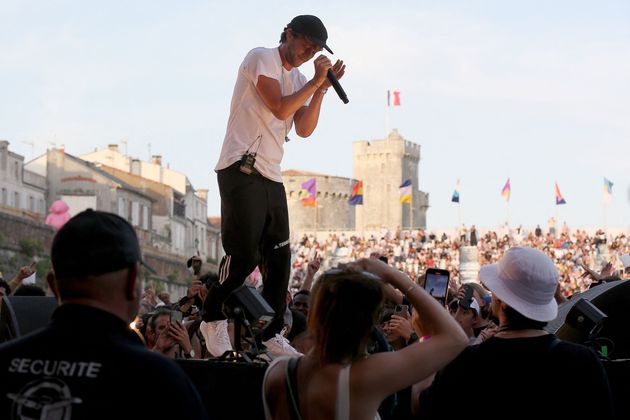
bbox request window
[14,192,20,208]
[209,239,217,260]
[131,201,140,226]
[142,205,149,230]
[14,162,19,180]
[29,196,35,212]
[1,188,6,205]
[118,197,126,218]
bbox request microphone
[327,69,349,104]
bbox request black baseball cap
[287,15,333,54]
[52,209,155,279]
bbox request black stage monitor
[546,280,630,359]
[0,296,58,343]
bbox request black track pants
[203,163,291,340]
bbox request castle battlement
[352,130,428,231]
[283,129,429,234]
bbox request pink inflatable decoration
[45,199,71,230]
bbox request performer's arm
[256,73,322,121]
[293,59,345,137]
[256,56,344,136]
[256,53,330,121]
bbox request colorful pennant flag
[555,182,566,205]
[451,179,460,203]
[603,177,614,203]
[501,178,511,202]
[387,90,401,107]
[299,178,317,207]
[399,179,412,203]
[348,180,363,205]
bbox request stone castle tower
[353,129,429,232]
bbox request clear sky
[2,0,629,231]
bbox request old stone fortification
[353,129,429,232]
[284,170,356,232]
[0,208,54,250]
[284,130,430,235]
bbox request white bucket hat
[480,247,559,322]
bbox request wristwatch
[183,349,196,359]
[407,332,419,345]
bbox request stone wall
[284,170,356,232]
[0,210,55,250]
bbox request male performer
[202,15,345,356]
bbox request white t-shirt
[215,47,310,182]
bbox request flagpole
[360,204,365,239]
[385,105,390,138]
[554,180,557,231]
[555,182,558,232]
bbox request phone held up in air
[424,268,450,307]
[170,310,183,324]
[394,304,409,317]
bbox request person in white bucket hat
[480,246,559,323]
[415,247,614,420]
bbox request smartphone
[424,268,450,307]
[170,310,183,324]
[462,284,474,303]
[394,304,409,316]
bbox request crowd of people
[1,209,624,418]
[289,226,630,298]
[119,223,625,419]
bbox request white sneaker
[199,320,232,357]
[263,334,303,357]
